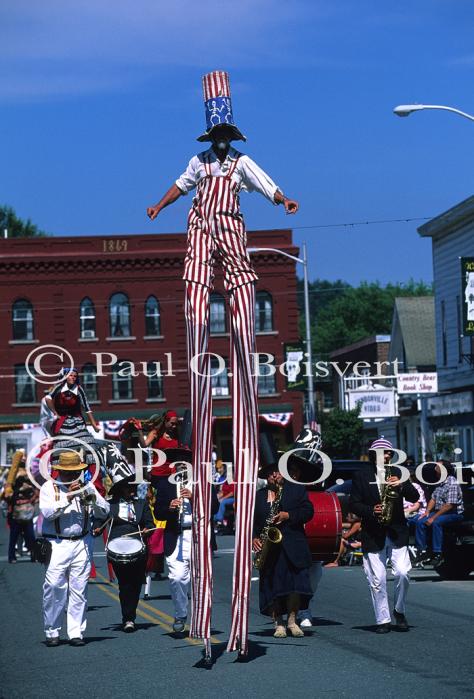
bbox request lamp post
[393,104,474,122]
[248,242,315,423]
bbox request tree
[0,205,48,238]
[297,278,433,358]
[320,406,364,458]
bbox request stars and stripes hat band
[369,436,394,451]
[197,70,246,143]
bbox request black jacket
[349,465,419,553]
[154,478,219,557]
[254,481,314,569]
[99,498,154,542]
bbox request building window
[145,296,161,336]
[112,362,134,400]
[441,300,447,366]
[256,291,273,333]
[82,363,98,402]
[15,365,36,403]
[211,356,229,397]
[147,361,164,399]
[80,297,96,339]
[210,293,226,334]
[12,299,34,340]
[110,293,131,338]
[258,358,277,395]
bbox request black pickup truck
[434,467,474,580]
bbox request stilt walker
[147,71,298,662]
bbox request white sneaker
[300,618,312,628]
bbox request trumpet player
[39,451,109,647]
[252,465,314,639]
[350,438,419,634]
[154,461,218,633]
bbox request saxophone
[379,464,398,526]
[254,484,283,571]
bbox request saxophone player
[350,438,419,634]
[252,465,314,639]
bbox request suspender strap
[53,485,61,535]
[227,154,240,179]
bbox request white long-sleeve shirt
[40,480,109,538]
[175,147,281,204]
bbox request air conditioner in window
[82,330,95,338]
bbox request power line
[289,216,433,231]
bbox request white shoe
[300,618,312,628]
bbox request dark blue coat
[350,465,419,553]
[254,481,314,569]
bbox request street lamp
[248,242,315,424]
[393,104,474,122]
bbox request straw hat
[56,452,88,471]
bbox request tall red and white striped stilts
[227,282,259,654]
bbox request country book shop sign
[347,388,397,418]
[397,372,438,394]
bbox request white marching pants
[362,538,411,625]
[166,530,192,620]
[43,537,92,639]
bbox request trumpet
[176,471,188,520]
[78,484,97,506]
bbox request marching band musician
[253,465,314,639]
[39,452,109,647]
[94,473,154,633]
[349,437,419,634]
[154,459,218,634]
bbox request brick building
[0,229,303,460]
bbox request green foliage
[0,205,48,238]
[320,405,364,458]
[297,278,433,357]
[433,433,456,459]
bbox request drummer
[94,473,154,633]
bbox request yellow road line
[94,571,220,646]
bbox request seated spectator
[213,459,227,484]
[214,481,235,529]
[325,514,361,568]
[404,472,427,521]
[415,460,464,565]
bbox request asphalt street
[1,526,473,699]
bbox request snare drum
[106,536,146,565]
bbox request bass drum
[305,492,342,562]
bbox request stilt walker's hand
[147,205,160,220]
[284,198,299,214]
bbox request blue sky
[2,0,474,285]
